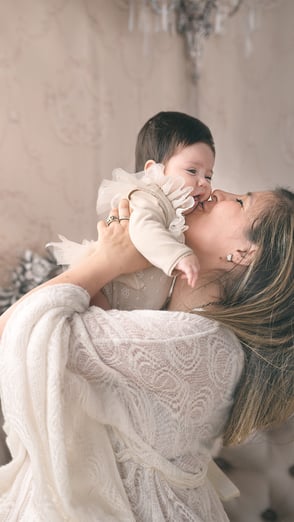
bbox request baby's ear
[144,159,156,172]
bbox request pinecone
[0,250,61,315]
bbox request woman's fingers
[98,199,131,236]
[105,206,120,226]
[96,197,150,274]
[104,199,131,227]
[118,198,130,216]
[118,199,131,225]
[110,206,119,218]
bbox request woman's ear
[234,244,258,266]
[144,159,155,172]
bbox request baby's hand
[175,254,200,288]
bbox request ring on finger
[106,215,120,226]
[119,217,130,221]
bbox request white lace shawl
[0,284,244,521]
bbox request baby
[48,111,215,310]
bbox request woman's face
[184,189,272,271]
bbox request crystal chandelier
[123,0,267,81]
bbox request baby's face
[164,142,214,208]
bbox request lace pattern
[0,284,243,521]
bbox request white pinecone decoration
[0,250,60,315]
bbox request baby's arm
[129,189,197,281]
[175,253,200,288]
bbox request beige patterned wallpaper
[0,0,196,285]
[0,0,293,285]
[197,0,294,193]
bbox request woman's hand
[95,199,150,277]
[0,200,149,335]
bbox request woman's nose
[212,190,237,201]
[212,189,225,201]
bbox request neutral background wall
[0,0,196,285]
[197,0,294,193]
[0,0,293,285]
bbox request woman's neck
[168,275,221,312]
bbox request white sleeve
[0,285,244,521]
[129,190,194,276]
[74,306,244,452]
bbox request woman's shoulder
[83,307,244,389]
[87,307,242,355]
[126,308,236,335]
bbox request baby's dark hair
[135,111,215,171]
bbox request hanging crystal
[125,1,267,81]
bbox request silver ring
[106,215,119,226]
[119,217,130,221]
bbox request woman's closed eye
[236,198,244,207]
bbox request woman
[0,188,293,521]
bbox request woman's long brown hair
[197,187,294,445]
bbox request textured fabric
[101,265,175,311]
[0,284,244,521]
